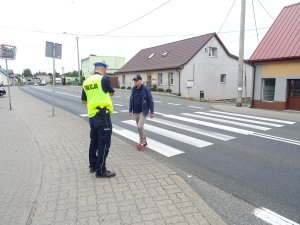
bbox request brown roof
[249,3,300,63]
[116,33,237,73]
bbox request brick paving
[0,87,226,225]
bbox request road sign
[0,44,16,60]
[45,42,62,59]
[45,41,62,116]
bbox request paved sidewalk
[0,87,226,225]
[211,103,300,122]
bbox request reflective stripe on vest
[83,74,114,117]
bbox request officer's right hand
[128,112,132,117]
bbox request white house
[0,68,7,86]
[115,33,253,101]
[0,68,14,86]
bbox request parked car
[0,88,6,96]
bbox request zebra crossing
[80,105,298,157]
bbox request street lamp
[63,32,81,85]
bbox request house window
[208,47,217,57]
[158,73,163,85]
[220,74,226,83]
[148,53,155,59]
[168,72,174,85]
[122,75,125,86]
[262,78,276,101]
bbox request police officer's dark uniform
[81,62,116,178]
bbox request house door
[287,79,300,110]
[146,75,151,86]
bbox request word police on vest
[84,83,98,91]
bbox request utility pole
[63,33,81,85]
[76,36,81,85]
[52,43,56,116]
[236,0,246,107]
[45,41,62,117]
[5,59,12,110]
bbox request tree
[64,70,79,77]
[23,68,32,77]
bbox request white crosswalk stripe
[182,113,271,131]
[122,120,213,148]
[149,118,235,141]
[194,111,284,127]
[113,125,184,157]
[209,110,295,124]
[188,106,204,109]
[157,113,254,135]
[168,103,181,106]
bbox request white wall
[253,64,300,102]
[0,73,8,86]
[180,36,253,100]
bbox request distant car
[33,83,39,86]
[0,88,6,96]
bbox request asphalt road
[21,85,300,225]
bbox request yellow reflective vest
[83,74,114,118]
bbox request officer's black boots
[95,170,116,178]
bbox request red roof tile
[249,3,300,63]
[116,33,237,74]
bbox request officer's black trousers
[88,114,112,174]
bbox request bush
[165,88,172,93]
[151,85,157,92]
[157,88,164,92]
[127,86,132,90]
[121,86,125,89]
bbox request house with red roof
[116,33,253,101]
[249,3,300,111]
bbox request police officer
[81,62,116,178]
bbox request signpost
[0,44,17,110]
[45,41,62,116]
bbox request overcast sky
[1,0,299,74]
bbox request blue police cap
[94,62,108,68]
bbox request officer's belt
[96,106,109,119]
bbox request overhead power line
[251,0,260,44]
[207,0,236,47]
[257,0,274,20]
[81,0,174,37]
[0,24,269,39]
[0,25,63,35]
[217,0,237,34]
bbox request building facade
[249,3,300,111]
[116,33,253,101]
[81,55,125,79]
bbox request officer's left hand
[150,113,154,119]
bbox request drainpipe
[250,65,256,108]
[176,68,181,96]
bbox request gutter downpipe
[176,68,181,96]
[250,64,256,108]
